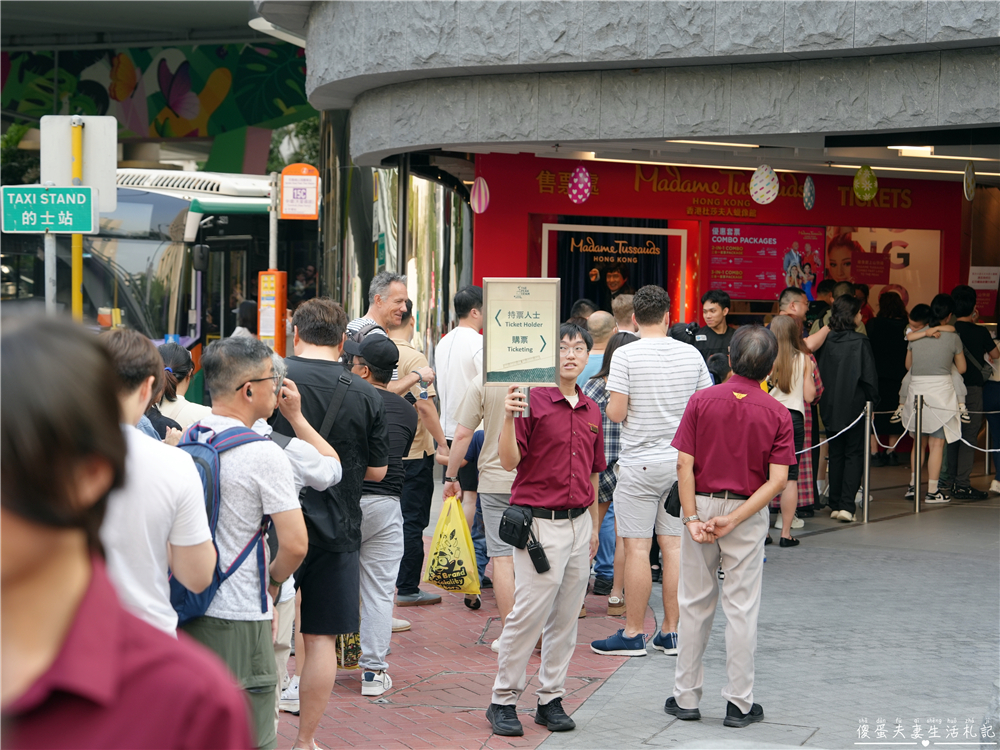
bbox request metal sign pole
[70,116,84,321]
[913,395,923,514]
[269,171,279,269]
[862,401,872,523]
[44,231,56,315]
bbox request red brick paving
[277,553,658,750]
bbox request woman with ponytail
[157,343,212,429]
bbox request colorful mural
[1,42,315,139]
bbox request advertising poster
[825,227,941,313]
[968,266,999,315]
[555,219,667,319]
[708,224,826,300]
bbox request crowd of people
[2,269,995,747]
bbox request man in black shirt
[693,290,734,363]
[270,298,389,750]
[344,335,418,697]
[944,285,999,499]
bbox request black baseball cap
[343,335,399,370]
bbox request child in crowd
[891,303,969,424]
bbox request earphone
[246,386,253,397]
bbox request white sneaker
[279,680,300,714]
[991,480,1000,495]
[391,617,411,632]
[773,515,805,529]
[837,510,855,522]
[490,639,500,653]
[889,404,904,423]
[361,670,392,696]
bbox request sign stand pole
[269,172,279,269]
[44,231,56,315]
[70,116,84,321]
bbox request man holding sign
[486,322,605,737]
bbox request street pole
[44,231,56,315]
[269,172,279,269]
[862,401,872,523]
[913,395,923,514]
[70,115,84,321]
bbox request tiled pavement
[278,466,999,749]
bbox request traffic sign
[40,115,118,212]
[280,163,320,220]
[1,186,99,234]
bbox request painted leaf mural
[1,42,315,139]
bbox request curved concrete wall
[350,46,999,166]
[255,1,1000,165]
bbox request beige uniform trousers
[673,495,768,714]
[272,596,295,729]
[492,511,592,706]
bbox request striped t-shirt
[606,337,712,466]
[346,316,398,381]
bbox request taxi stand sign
[483,277,561,387]
[1,185,99,234]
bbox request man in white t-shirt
[347,271,434,396]
[99,328,216,636]
[435,286,484,484]
[179,336,309,750]
[591,285,712,660]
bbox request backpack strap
[319,371,353,437]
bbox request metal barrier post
[862,401,872,523]
[913,395,923,514]
[985,420,990,478]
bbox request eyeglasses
[559,345,588,356]
[237,372,282,395]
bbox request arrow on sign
[539,336,546,353]
[495,309,501,326]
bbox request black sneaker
[592,576,613,596]
[481,576,493,589]
[534,697,575,731]
[952,486,989,500]
[486,703,523,736]
[723,701,764,728]
[664,696,701,720]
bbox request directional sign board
[1,186,99,234]
[483,278,560,386]
[280,163,320,220]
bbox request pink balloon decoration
[470,176,490,214]
[568,166,592,204]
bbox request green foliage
[267,115,320,173]
[1,123,41,185]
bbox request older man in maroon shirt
[486,322,606,738]
[665,325,796,729]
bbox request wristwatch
[682,515,701,525]
[444,476,460,483]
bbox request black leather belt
[529,507,588,520]
[697,490,751,501]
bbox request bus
[1,169,320,394]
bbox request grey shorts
[479,492,514,558]
[613,462,682,538]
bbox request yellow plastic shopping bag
[422,495,481,596]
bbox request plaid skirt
[770,404,816,509]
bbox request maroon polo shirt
[3,557,253,750]
[671,374,796,497]
[511,386,607,509]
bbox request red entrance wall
[472,153,966,322]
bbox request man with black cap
[343,334,418,697]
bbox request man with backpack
[179,336,308,750]
[98,328,216,636]
[271,298,390,750]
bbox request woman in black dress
[866,291,909,465]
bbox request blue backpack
[170,424,272,626]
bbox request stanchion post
[862,401,872,524]
[985,419,990,478]
[913,395,923,514]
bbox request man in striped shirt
[591,285,712,659]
